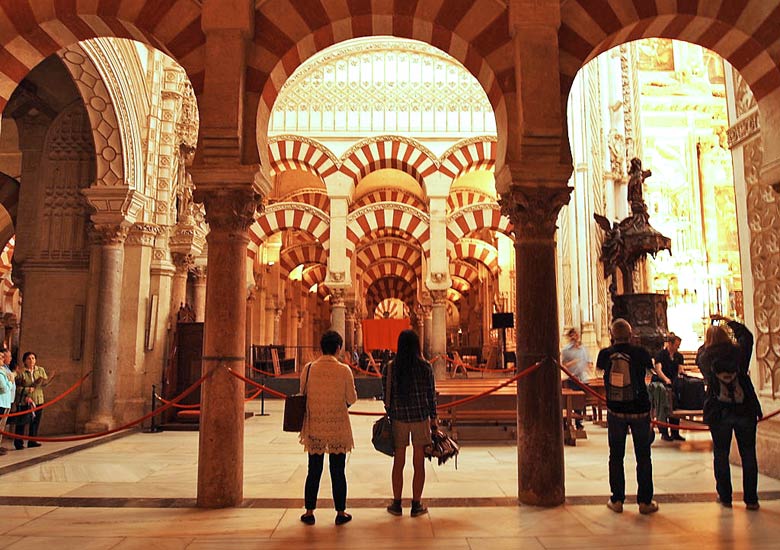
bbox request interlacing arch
[450,276,470,295]
[0,1,206,113]
[347,202,430,253]
[301,264,327,297]
[453,238,499,273]
[352,188,427,212]
[447,188,497,214]
[440,138,497,180]
[355,237,423,281]
[366,276,416,316]
[360,259,418,292]
[447,288,462,304]
[557,1,780,102]
[450,260,480,288]
[278,188,330,214]
[279,242,327,279]
[268,136,339,179]
[447,204,513,246]
[250,203,330,250]
[340,137,438,186]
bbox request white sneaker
[606,499,623,513]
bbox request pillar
[85,224,129,432]
[416,311,425,354]
[193,266,207,321]
[171,253,192,316]
[430,290,448,379]
[423,306,433,359]
[345,303,355,351]
[194,187,259,507]
[330,288,347,338]
[501,184,571,507]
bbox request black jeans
[709,412,758,505]
[305,452,347,511]
[15,408,41,446]
[607,412,654,504]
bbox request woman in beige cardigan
[299,330,358,526]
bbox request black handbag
[372,361,394,456]
[283,364,310,432]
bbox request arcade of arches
[1,1,780,510]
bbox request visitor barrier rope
[442,354,511,373]
[153,387,263,409]
[0,371,92,418]
[248,364,277,377]
[345,359,381,378]
[226,368,290,399]
[0,366,216,443]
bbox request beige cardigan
[299,355,358,454]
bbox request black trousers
[15,408,42,445]
[607,412,654,504]
[304,452,347,511]
[710,412,758,505]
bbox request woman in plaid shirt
[383,329,437,517]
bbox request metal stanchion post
[149,384,162,433]
[258,374,269,416]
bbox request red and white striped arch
[360,259,418,292]
[347,203,430,252]
[453,238,499,273]
[355,237,423,280]
[352,188,427,213]
[279,242,327,279]
[253,0,512,172]
[249,203,330,250]
[450,276,470,295]
[446,287,462,304]
[0,1,206,113]
[301,264,327,293]
[440,139,497,180]
[268,136,338,179]
[278,189,330,214]
[446,189,496,214]
[450,260,479,287]
[558,1,780,102]
[340,137,438,186]
[447,204,513,245]
[0,237,14,273]
[366,276,416,316]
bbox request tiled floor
[0,398,777,549]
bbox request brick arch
[253,2,513,174]
[268,136,339,179]
[447,188,496,214]
[249,202,330,250]
[366,275,416,316]
[447,204,513,246]
[450,259,479,287]
[452,238,499,273]
[0,174,19,254]
[279,242,327,279]
[341,136,438,187]
[440,138,497,180]
[347,202,430,252]
[360,258,418,292]
[352,188,427,212]
[0,2,206,114]
[279,189,330,214]
[355,237,423,280]
[301,264,329,298]
[447,287,462,304]
[450,276,470,295]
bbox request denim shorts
[392,419,432,448]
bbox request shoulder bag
[372,361,395,456]
[283,363,310,432]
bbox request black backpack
[606,351,638,403]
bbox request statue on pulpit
[627,157,652,216]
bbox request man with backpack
[596,318,659,515]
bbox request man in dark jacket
[596,318,658,515]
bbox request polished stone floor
[0,398,778,549]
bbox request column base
[84,416,115,433]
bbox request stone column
[194,187,259,508]
[330,288,347,339]
[430,290,448,379]
[501,184,571,507]
[355,313,363,349]
[416,314,425,352]
[273,307,283,344]
[171,253,192,317]
[192,266,207,322]
[85,223,129,432]
[345,303,355,351]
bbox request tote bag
[371,361,394,456]
[283,364,310,432]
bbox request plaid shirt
[383,360,437,422]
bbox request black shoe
[300,513,315,525]
[14,444,24,451]
[386,500,402,516]
[575,423,584,430]
[335,513,352,525]
[27,441,41,448]
[671,433,686,442]
[410,502,428,517]
[717,497,732,508]
[661,434,674,442]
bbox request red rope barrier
[248,364,276,377]
[227,368,290,399]
[0,368,213,442]
[437,359,545,410]
[556,360,607,402]
[154,387,263,409]
[1,371,92,418]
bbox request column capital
[330,288,347,307]
[90,223,130,246]
[126,222,161,247]
[500,185,572,241]
[200,188,262,233]
[172,252,195,272]
[430,289,447,305]
[191,265,207,280]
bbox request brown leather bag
[283,364,310,432]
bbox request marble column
[196,188,259,508]
[273,307,282,344]
[345,304,355,351]
[330,288,346,338]
[264,304,275,345]
[171,253,192,317]
[416,314,425,352]
[501,185,571,507]
[430,290,448,379]
[246,288,256,368]
[85,223,129,432]
[355,314,363,349]
[192,266,207,322]
[423,306,433,359]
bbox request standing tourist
[384,329,437,517]
[0,349,14,455]
[561,327,592,429]
[299,330,358,525]
[597,319,659,515]
[696,314,761,510]
[14,352,53,448]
